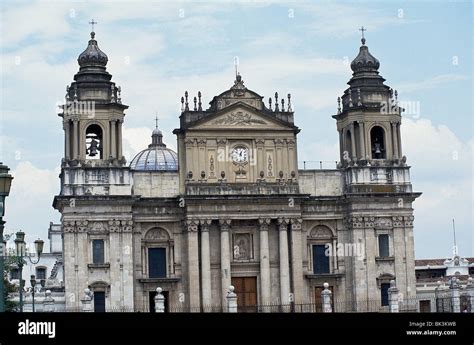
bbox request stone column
[290,218,303,305]
[43,290,55,312]
[358,121,366,160]
[278,218,290,306]
[450,278,461,313]
[219,219,232,309]
[465,277,474,313]
[200,219,212,309]
[73,119,79,159]
[321,282,332,313]
[338,129,344,163]
[64,121,70,159]
[110,120,116,159]
[350,122,356,160]
[391,122,399,158]
[154,287,165,313]
[185,220,200,311]
[117,119,123,159]
[388,280,400,312]
[258,218,271,308]
[226,286,238,313]
[397,123,403,157]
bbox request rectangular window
[148,248,166,278]
[381,283,390,306]
[378,234,389,257]
[36,267,46,280]
[312,245,329,274]
[92,240,105,264]
[10,268,20,280]
[94,291,106,312]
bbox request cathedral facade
[53,30,421,312]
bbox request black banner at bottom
[0,312,472,345]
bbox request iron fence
[47,294,472,313]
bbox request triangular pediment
[189,103,295,131]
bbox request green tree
[3,255,21,312]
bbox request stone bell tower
[334,34,402,164]
[56,28,132,196]
[60,30,127,164]
[333,32,421,307]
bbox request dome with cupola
[130,125,178,171]
[78,31,109,68]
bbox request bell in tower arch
[85,124,103,159]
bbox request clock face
[231,146,249,163]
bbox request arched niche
[370,126,386,159]
[85,124,103,159]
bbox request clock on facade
[231,146,249,164]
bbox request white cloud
[3,162,60,248]
[399,74,470,93]
[402,118,473,258]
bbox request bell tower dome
[59,29,128,165]
[333,34,403,166]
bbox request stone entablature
[62,219,133,233]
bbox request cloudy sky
[0,0,472,259]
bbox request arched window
[345,130,353,158]
[370,126,386,159]
[86,124,103,159]
[143,228,174,279]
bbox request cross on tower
[89,19,97,32]
[233,56,239,78]
[155,114,159,129]
[359,26,366,39]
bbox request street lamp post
[0,162,14,313]
[30,275,36,313]
[14,231,44,312]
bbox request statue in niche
[233,233,251,260]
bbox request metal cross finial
[359,26,366,45]
[155,114,159,129]
[89,19,97,32]
[233,56,239,78]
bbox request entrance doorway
[149,290,169,312]
[94,291,106,312]
[231,277,257,312]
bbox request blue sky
[0,0,472,258]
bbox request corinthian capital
[258,218,271,231]
[291,218,303,231]
[184,219,199,232]
[277,217,290,230]
[219,219,231,231]
[199,219,212,232]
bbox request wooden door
[94,292,106,312]
[419,300,431,313]
[231,277,257,312]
